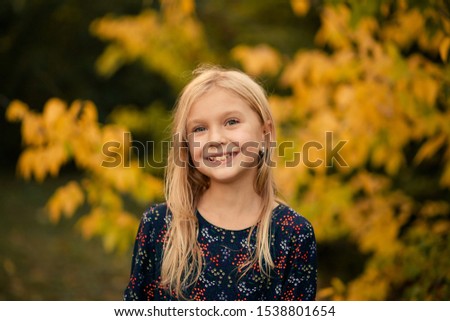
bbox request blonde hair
[162,65,278,299]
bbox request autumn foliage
[6,99,163,252]
[6,0,450,300]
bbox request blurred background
[1,0,449,300]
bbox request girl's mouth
[206,151,239,164]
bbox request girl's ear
[262,120,274,140]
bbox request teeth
[208,154,230,162]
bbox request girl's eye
[226,119,239,126]
[192,126,206,133]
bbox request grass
[0,170,135,300]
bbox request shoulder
[133,202,170,250]
[270,204,317,268]
[271,203,315,241]
[142,202,169,222]
[139,202,170,233]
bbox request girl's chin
[197,165,258,185]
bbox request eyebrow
[187,110,245,128]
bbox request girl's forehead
[188,87,249,115]
[189,97,259,126]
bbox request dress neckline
[196,203,283,233]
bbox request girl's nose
[208,127,227,144]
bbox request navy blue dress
[124,202,317,300]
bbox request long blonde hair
[162,65,278,299]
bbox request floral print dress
[124,203,317,301]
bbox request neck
[198,178,263,230]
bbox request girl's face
[186,87,269,185]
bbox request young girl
[124,66,317,301]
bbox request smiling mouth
[206,151,239,163]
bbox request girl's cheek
[189,138,203,160]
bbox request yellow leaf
[77,208,103,239]
[80,100,98,123]
[22,113,46,146]
[43,98,66,128]
[432,221,449,235]
[290,0,310,16]
[412,76,440,106]
[47,181,85,223]
[440,163,450,187]
[315,6,351,49]
[104,166,138,192]
[268,96,296,124]
[420,201,449,218]
[32,148,46,182]
[181,0,195,15]
[386,152,404,175]
[19,144,66,181]
[380,2,390,17]
[95,44,127,77]
[381,9,424,49]
[17,149,34,180]
[114,211,140,253]
[69,99,82,118]
[6,100,29,122]
[134,173,164,203]
[398,0,408,10]
[414,134,447,165]
[334,84,354,109]
[348,267,388,300]
[45,144,68,176]
[443,18,450,35]
[231,44,282,77]
[316,287,334,300]
[439,37,450,63]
